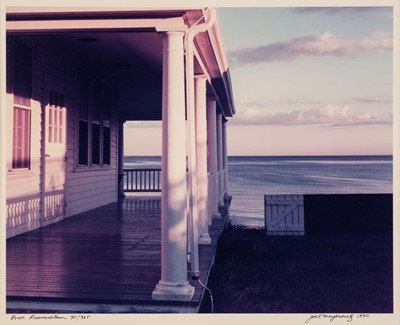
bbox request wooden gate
[264,195,304,236]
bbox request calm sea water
[124,155,393,226]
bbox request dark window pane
[23,110,30,167]
[103,126,110,165]
[91,123,100,165]
[13,41,32,107]
[78,120,88,165]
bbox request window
[78,120,88,165]
[48,91,65,144]
[12,41,32,169]
[91,85,101,165]
[77,76,112,167]
[12,107,31,169]
[102,91,111,165]
[78,77,89,165]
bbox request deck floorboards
[6,196,225,312]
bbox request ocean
[124,155,393,227]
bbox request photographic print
[1,1,398,324]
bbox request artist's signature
[305,314,370,323]
[10,315,91,321]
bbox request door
[43,79,67,221]
[264,195,305,236]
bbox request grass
[200,221,393,313]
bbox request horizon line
[123,154,393,157]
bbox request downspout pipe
[185,7,216,279]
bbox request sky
[124,6,394,156]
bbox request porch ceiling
[30,31,165,121]
[68,31,165,121]
[73,32,163,77]
[55,31,211,122]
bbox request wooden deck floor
[6,196,225,313]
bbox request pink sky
[124,6,394,157]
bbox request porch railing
[123,168,162,192]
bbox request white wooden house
[3,6,234,302]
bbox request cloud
[228,31,392,65]
[293,7,392,16]
[351,95,392,103]
[230,105,392,127]
[237,97,321,106]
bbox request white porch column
[222,119,228,194]
[216,112,224,204]
[195,75,211,244]
[206,99,219,223]
[152,31,194,301]
[117,119,125,198]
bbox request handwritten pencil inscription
[10,314,91,321]
[305,314,370,323]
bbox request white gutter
[185,7,216,279]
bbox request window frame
[12,106,31,170]
[47,90,65,145]
[76,76,112,170]
[10,40,32,172]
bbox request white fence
[123,169,162,192]
[264,195,305,236]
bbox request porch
[6,196,226,313]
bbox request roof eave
[190,9,236,117]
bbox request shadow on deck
[6,196,225,313]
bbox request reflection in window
[12,41,32,170]
[77,76,112,167]
[48,90,65,144]
[78,121,88,165]
[12,107,31,169]
[103,126,111,165]
[78,76,89,165]
[91,123,100,165]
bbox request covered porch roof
[5,6,234,305]
[6,7,236,121]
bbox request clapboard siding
[33,37,77,83]
[64,58,119,216]
[6,34,119,238]
[65,168,118,216]
[6,40,43,239]
[65,95,77,170]
[67,179,117,199]
[6,177,41,199]
[64,98,118,218]
[67,184,117,202]
[67,174,116,187]
[68,168,117,180]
